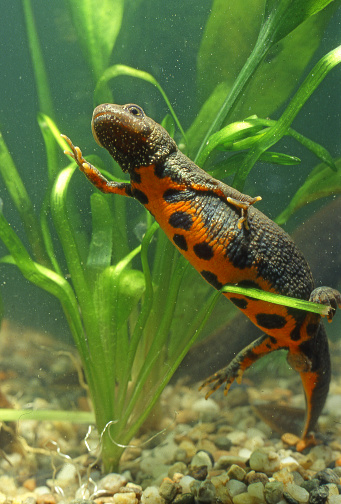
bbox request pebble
[97,473,128,493]
[141,486,165,504]
[264,481,284,504]
[179,476,196,494]
[196,480,216,503]
[316,469,340,485]
[112,493,138,504]
[309,487,329,504]
[192,398,220,421]
[227,479,248,497]
[159,478,179,501]
[285,483,309,503]
[227,464,247,481]
[173,494,195,504]
[249,449,281,474]
[190,450,213,470]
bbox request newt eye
[126,104,145,117]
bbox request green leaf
[87,193,113,270]
[222,284,330,316]
[22,0,54,117]
[264,0,336,45]
[197,0,264,103]
[0,130,48,264]
[64,0,125,80]
[276,158,341,225]
[233,44,341,190]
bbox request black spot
[266,343,271,349]
[256,313,287,329]
[290,324,301,341]
[132,188,149,205]
[130,170,141,183]
[154,163,166,178]
[201,270,223,290]
[193,242,214,260]
[173,234,188,251]
[306,323,319,337]
[269,336,277,344]
[163,188,183,203]
[230,297,248,310]
[169,211,193,230]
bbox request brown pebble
[281,433,301,446]
[23,478,36,491]
[245,470,269,486]
[36,494,56,504]
[189,465,208,481]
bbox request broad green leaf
[276,158,341,225]
[64,0,124,80]
[264,0,336,45]
[233,6,335,121]
[197,0,335,123]
[87,193,113,270]
[197,0,265,103]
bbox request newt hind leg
[199,333,282,398]
[310,286,341,321]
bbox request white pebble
[227,430,247,445]
[285,483,309,503]
[192,398,220,420]
[227,479,248,497]
[179,475,196,494]
[141,486,165,503]
[113,492,138,504]
[55,463,78,486]
[98,472,128,493]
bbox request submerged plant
[0,0,340,472]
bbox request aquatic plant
[0,0,340,472]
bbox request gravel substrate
[0,321,341,504]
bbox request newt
[62,103,341,440]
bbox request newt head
[91,103,176,173]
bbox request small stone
[227,431,248,445]
[141,486,166,504]
[112,493,138,504]
[168,462,187,479]
[285,483,309,503]
[316,469,340,485]
[325,484,339,497]
[227,464,246,482]
[328,497,341,504]
[54,462,78,486]
[250,449,281,474]
[36,494,56,504]
[173,494,195,504]
[309,487,329,504]
[227,479,248,497]
[283,491,299,504]
[264,481,284,504]
[245,471,269,486]
[192,398,220,421]
[233,492,258,504]
[215,455,248,470]
[248,482,265,501]
[189,465,208,481]
[281,433,301,446]
[98,473,128,493]
[179,476,196,494]
[23,478,36,491]
[178,440,197,459]
[215,435,233,451]
[197,480,216,503]
[301,480,320,493]
[191,450,214,470]
[159,478,179,502]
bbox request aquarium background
[0,1,340,385]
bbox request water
[0,0,340,486]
